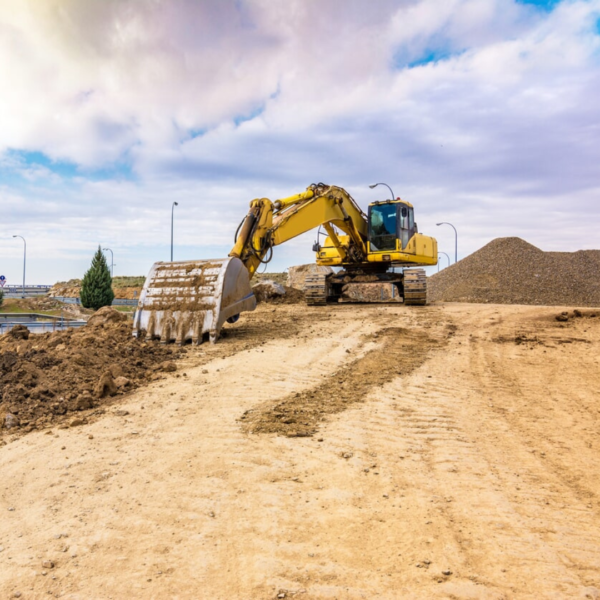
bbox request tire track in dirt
[240,325,443,438]
[432,305,600,596]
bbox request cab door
[399,205,415,250]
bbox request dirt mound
[87,306,128,326]
[261,285,305,304]
[429,237,600,306]
[0,317,182,435]
[7,325,30,340]
[252,280,286,302]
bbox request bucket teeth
[133,257,257,344]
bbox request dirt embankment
[0,308,182,435]
[429,237,600,306]
[49,284,142,300]
[0,297,90,319]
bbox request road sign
[0,275,6,288]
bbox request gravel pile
[428,237,600,306]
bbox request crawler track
[403,268,427,305]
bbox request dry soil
[1,301,600,599]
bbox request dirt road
[1,302,600,599]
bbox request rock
[287,264,333,291]
[556,313,569,322]
[0,352,19,372]
[8,324,30,340]
[159,361,177,373]
[442,569,452,576]
[252,280,286,302]
[42,560,54,569]
[68,393,94,411]
[87,306,127,327]
[95,371,118,398]
[341,452,353,459]
[69,417,87,427]
[114,376,131,389]
[109,364,125,378]
[4,413,20,429]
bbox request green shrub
[80,246,114,310]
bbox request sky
[1,0,599,284]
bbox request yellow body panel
[316,233,438,267]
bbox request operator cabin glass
[369,203,397,251]
[399,205,415,250]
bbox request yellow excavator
[133,183,437,344]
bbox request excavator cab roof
[369,198,414,208]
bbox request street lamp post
[438,251,451,272]
[12,235,26,298]
[436,222,458,263]
[103,247,114,277]
[369,182,396,200]
[171,202,179,262]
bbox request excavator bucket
[133,257,256,344]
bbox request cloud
[0,0,599,283]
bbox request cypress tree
[80,246,114,310]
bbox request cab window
[369,204,397,251]
[399,205,415,249]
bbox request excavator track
[403,269,427,306]
[305,273,328,305]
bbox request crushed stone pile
[0,307,182,435]
[429,237,600,306]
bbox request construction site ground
[2,301,600,599]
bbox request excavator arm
[229,183,368,277]
[133,183,368,344]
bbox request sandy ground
[1,302,600,599]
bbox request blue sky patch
[2,149,133,182]
[515,0,562,11]
[233,105,265,126]
[398,47,466,70]
[408,49,454,69]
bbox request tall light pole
[171,202,179,262]
[436,222,458,263]
[13,235,26,298]
[103,247,114,277]
[438,251,450,272]
[369,182,396,200]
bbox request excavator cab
[368,200,415,252]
